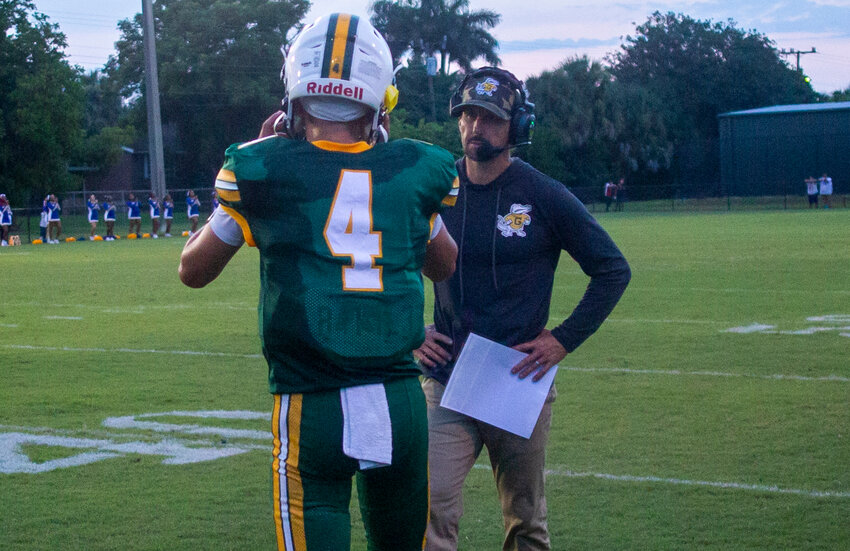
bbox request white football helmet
[282,13,398,139]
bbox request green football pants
[271,376,429,551]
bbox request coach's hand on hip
[414,325,453,369]
[511,329,567,382]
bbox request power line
[779,47,817,72]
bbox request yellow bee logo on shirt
[497,204,532,237]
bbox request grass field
[1,209,848,550]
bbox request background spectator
[87,194,100,239]
[0,194,12,246]
[47,194,62,243]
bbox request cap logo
[475,77,500,96]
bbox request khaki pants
[423,378,555,551]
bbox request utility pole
[142,0,166,200]
[779,47,817,72]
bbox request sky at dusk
[32,0,850,95]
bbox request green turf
[1,210,848,550]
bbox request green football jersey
[215,137,458,394]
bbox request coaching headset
[449,67,536,147]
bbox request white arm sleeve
[430,214,443,240]
[207,206,245,247]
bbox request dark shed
[718,102,850,196]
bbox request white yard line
[561,365,850,383]
[473,464,850,499]
[4,344,844,381]
[605,318,727,325]
[44,316,83,321]
[551,284,850,296]
[5,301,255,312]
[548,316,731,326]
[2,344,262,359]
[1,420,845,498]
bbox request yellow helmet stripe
[322,13,358,80]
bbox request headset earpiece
[510,94,535,147]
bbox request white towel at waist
[340,383,393,470]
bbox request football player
[179,13,458,551]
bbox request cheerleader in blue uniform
[148,193,161,238]
[162,194,174,237]
[47,194,62,243]
[0,194,12,246]
[186,190,200,236]
[103,196,117,240]
[86,194,100,240]
[126,193,141,237]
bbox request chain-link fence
[571,185,846,214]
[4,184,845,243]
[6,188,216,242]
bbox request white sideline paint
[552,316,730,326]
[102,411,270,440]
[43,316,83,321]
[779,327,850,335]
[6,301,254,312]
[608,318,726,325]
[3,411,846,500]
[723,314,850,338]
[724,323,775,334]
[688,287,850,296]
[2,344,262,359]
[561,366,850,383]
[472,464,850,499]
[0,411,271,474]
[807,315,850,323]
[5,344,844,382]
[0,323,18,328]
[0,432,251,474]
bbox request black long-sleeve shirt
[426,158,631,385]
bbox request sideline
[560,365,850,383]
[471,464,850,499]
[3,413,846,500]
[2,344,262,359]
[4,344,845,381]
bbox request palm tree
[369,0,501,75]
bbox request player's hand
[511,329,567,382]
[258,111,287,138]
[413,325,453,369]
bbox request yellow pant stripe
[272,394,306,551]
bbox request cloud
[499,37,620,53]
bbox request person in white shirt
[805,176,818,208]
[818,173,833,209]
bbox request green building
[719,102,850,196]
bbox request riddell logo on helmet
[306,82,364,100]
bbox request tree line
[2,0,845,204]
